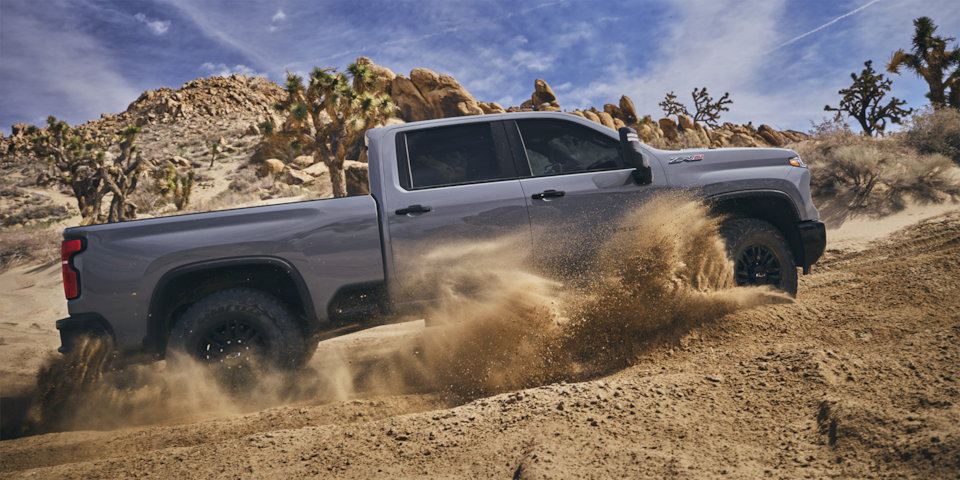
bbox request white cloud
[272,9,286,22]
[200,62,268,78]
[134,12,170,35]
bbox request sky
[2,0,959,135]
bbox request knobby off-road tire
[167,288,306,387]
[722,219,798,297]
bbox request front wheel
[167,288,306,387]
[722,219,798,297]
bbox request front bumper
[797,220,826,274]
[56,314,113,354]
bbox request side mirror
[619,127,653,185]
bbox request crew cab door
[383,120,531,302]
[505,118,663,274]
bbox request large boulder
[757,125,786,147]
[284,169,315,185]
[260,158,285,176]
[478,102,506,114]
[344,160,370,196]
[677,114,695,132]
[292,155,314,168]
[583,110,602,125]
[390,75,431,122]
[356,57,396,93]
[728,133,758,148]
[658,118,680,141]
[604,104,623,122]
[596,110,617,130]
[619,96,639,124]
[532,79,557,105]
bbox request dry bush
[129,177,165,215]
[0,226,60,271]
[795,114,960,205]
[3,205,70,227]
[227,169,271,194]
[900,106,960,164]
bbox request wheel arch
[145,257,318,356]
[704,190,806,267]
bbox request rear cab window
[396,122,516,189]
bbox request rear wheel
[167,288,306,387]
[722,219,798,297]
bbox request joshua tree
[826,60,912,136]
[690,87,733,128]
[887,17,960,108]
[258,62,396,197]
[658,91,690,118]
[32,117,151,224]
[159,166,195,210]
[208,142,221,167]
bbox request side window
[403,123,502,189]
[516,120,623,177]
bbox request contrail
[766,0,881,53]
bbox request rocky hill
[0,58,808,233]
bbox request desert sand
[1,198,958,479]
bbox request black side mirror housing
[619,127,653,185]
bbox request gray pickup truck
[56,112,825,376]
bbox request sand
[1,199,958,479]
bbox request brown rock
[677,114,694,132]
[520,99,535,109]
[531,79,557,106]
[11,123,27,137]
[604,104,624,122]
[619,96,639,124]
[260,158,285,176]
[292,155,314,168]
[583,110,602,125]
[171,156,190,167]
[613,118,626,129]
[344,161,370,196]
[390,75,431,122]
[639,124,653,142]
[410,68,441,93]
[303,162,330,177]
[568,110,586,119]
[596,111,617,130]
[246,124,261,136]
[728,133,758,148]
[285,169,315,185]
[538,103,562,112]
[758,125,786,147]
[659,118,679,141]
[356,57,396,93]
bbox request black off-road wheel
[167,288,306,388]
[722,219,798,297]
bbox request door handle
[395,204,432,215]
[532,190,565,200]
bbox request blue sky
[2,0,958,134]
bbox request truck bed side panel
[65,197,383,349]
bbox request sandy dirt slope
[2,206,959,479]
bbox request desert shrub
[228,169,271,194]
[900,106,960,164]
[3,204,69,226]
[1,186,26,197]
[0,226,60,271]
[884,152,960,201]
[830,144,887,197]
[129,177,165,215]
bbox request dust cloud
[17,194,789,436]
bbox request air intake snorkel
[619,127,653,185]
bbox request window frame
[395,120,517,191]
[505,118,627,178]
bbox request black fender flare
[145,256,318,353]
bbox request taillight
[61,239,84,299]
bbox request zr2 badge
[668,154,704,165]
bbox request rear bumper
[56,314,113,354]
[797,220,826,274]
